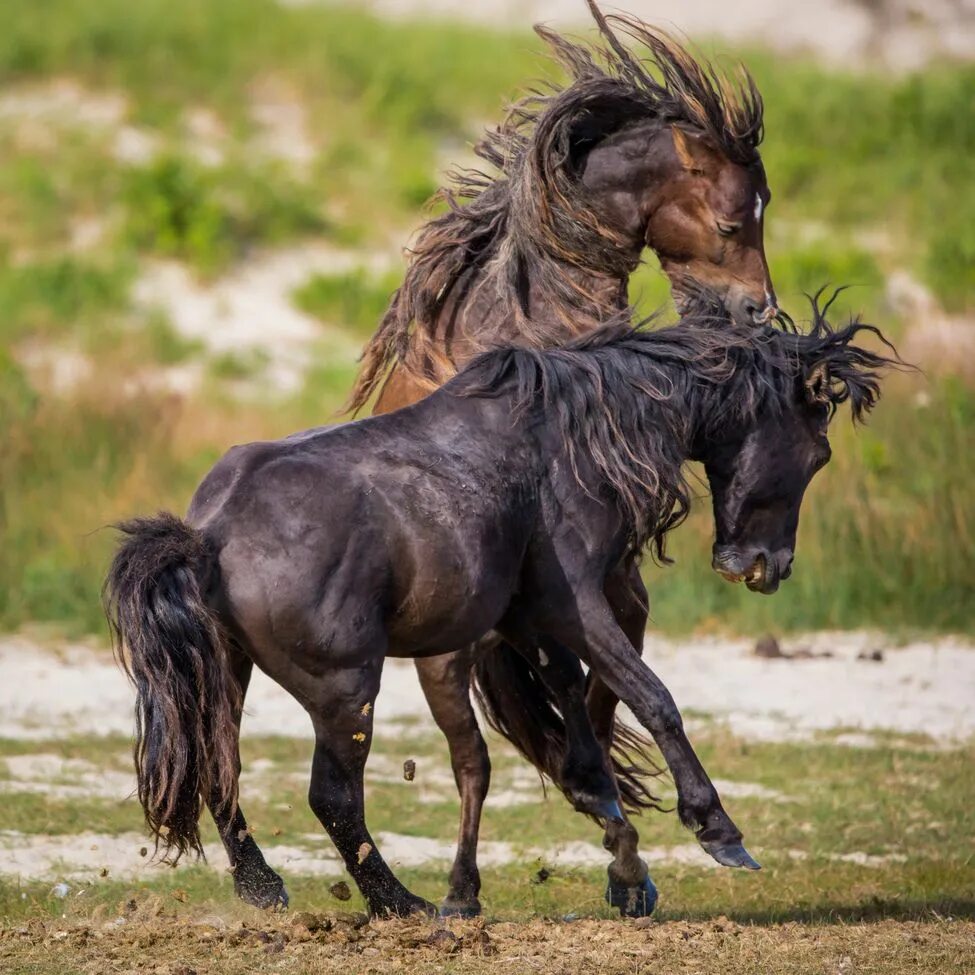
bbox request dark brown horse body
[346,2,779,917]
[105,307,894,918]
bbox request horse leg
[497,634,619,817]
[306,661,435,918]
[206,648,288,909]
[549,592,759,871]
[589,567,658,917]
[415,648,490,918]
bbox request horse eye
[716,220,741,237]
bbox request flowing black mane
[455,296,896,560]
[347,1,764,413]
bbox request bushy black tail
[103,513,240,860]
[471,643,667,817]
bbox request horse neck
[432,246,635,366]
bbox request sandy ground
[2,632,971,744]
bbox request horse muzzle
[711,548,790,595]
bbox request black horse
[104,301,894,918]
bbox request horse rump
[471,642,667,817]
[103,513,241,860]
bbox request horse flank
[346,1,764,414]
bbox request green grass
[294,268,404,337]
[0,728,972,924]
[121,155,329,275]
[0,0,972,637]
[2,729,972,973]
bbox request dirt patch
[3,910,972,975]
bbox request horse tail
[471,643,667,817]
[103,513,240,861]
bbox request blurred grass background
[0,0,972,636]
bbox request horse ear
[804,361,831,405]
[671,127,709,173]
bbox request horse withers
[104,300,896,917]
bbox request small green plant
[293,268,402,336]
[121,155,328,274]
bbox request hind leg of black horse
[547,588,760,872]
[415,648,490,918]
[306,660,436,918]
[206,648,288,909]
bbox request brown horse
[347,2,778,917]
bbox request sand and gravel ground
[1,633,973,974]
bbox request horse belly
[384,516,527,657]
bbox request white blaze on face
[754,193,764,222]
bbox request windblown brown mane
[346,1,764,414]
[455,294,898,561]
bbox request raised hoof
[605,874,658,918]
[700,839,762,871]
[235,875,290,911]
[439,898,482,919]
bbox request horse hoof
[376,895,438,918]
[605,874,658,918]
[700,839,762,871]
[439,899,482,919]
[593,798,626,824]
[236,876,290,911]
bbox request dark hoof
[700,839,762,871]
[593,798,626,824]
[235,875,289,911]
[373,895,438,919]
[567,789,625,823]
[439,898,482,919]
[605,874,658,918]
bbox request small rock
[425,929,459,952]
[754,634,783,658]
[264,932,287,955]
[291,911,322,932]
[857,649,885,663]
[465,928,496,955]
[403,759,416,782]
[329,881,352,902]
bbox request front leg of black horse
[549,592,760,871]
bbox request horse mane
[346,1,764,414]
[455,293,899,560]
